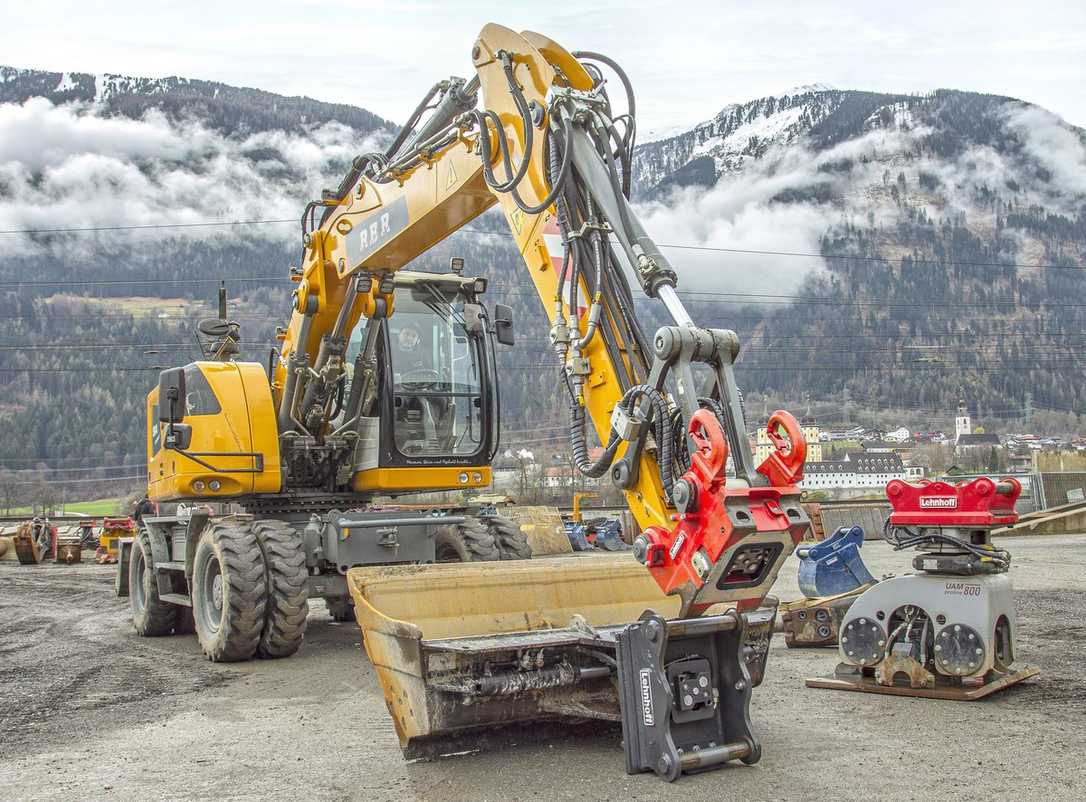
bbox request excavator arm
[329,24,817,779]
[279,23,809,616]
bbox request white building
[885,426,912,443]
[799,452,906,491]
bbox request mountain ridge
[0,64,396,136]
[0,69,1084,478]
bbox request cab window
[386,285,484,457]
[183,365,222,416]
[150,403,161,454]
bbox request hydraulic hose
[567,383,675,502]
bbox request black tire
[129,530,177,637]
[191,520,266,663]
[252,519,309,659]
[434,518,500,563]
[327,598,355,623]
[486,515,533,561]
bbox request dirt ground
[1,534,1083,802]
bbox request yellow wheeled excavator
[123,23,812,780]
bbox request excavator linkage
[348,556,778,780]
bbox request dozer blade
[347,555,778,778]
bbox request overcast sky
[3,1,1084,131]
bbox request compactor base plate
[806,664,1039,700]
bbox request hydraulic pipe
[678,740,753,772]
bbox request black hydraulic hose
[671,407,690,474]
[511,118,575,215]
[314,152,387,228]
[597,115,633,197]
[330,377,346,420]
[572,51,637,147]
[482,305,502,463]
[301,200,320,238]
[473,55,535,193]
[598,133,638,243]
[572,51,636,119]
[553,171,577,309]
[601,248,651,374]
[673,397,729,474]
[474,110,522,192]
[882,520,1010,567]
[569,402,623,479]
[634,385,675,502]
[384,81,444,162]
[567,384,674,502]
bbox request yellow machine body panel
[147,361,281,502]
[347,556,681,748]
[351,466,492,494]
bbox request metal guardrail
[0,514,103,524]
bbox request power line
[0,367,159,373]
[0,276,289,288]
[1,462,148,475]
[0,218,1080,273]
[0,219,295,235]
[7,473,145,487]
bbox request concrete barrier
[817,503,891,541]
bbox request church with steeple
[954,397,1000,450]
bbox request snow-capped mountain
[631,86,1086,204]
[1,66,1085,466]
[0,65,393,136]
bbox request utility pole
[1024,391,1033,429]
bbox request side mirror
[158,367,186,424]
[494,304,515,346]
[463,303,486,336]
[163,423,193,450]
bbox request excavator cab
[347,270,507,494]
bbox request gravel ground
[0,534,1083,801]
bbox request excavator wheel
[129,530,178,637]
[253,519,309,659]
[191,520,267,662]
[486,515,533,561]
[434,518,499,563]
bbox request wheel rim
[198,553,224,635]
[132,547,147,613]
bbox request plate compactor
[808,476,1038,699]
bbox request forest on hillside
[1,78,1084,507]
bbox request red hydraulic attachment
[635,409,812,617]
[886,476,1021,528]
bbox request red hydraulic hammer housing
[634,410,812,617]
